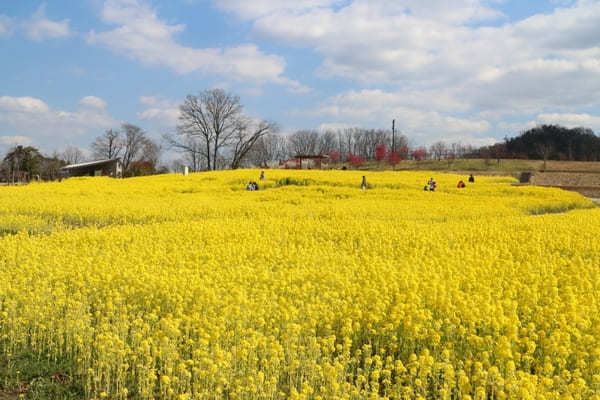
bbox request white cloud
[0,96,50,113]
[317,122,355,132]
[235,0,507,85]
[497,120,539,135]
[24,3,71,41]
[536,113,600,130]
[79,96,107,109]
[275,77,312,94]
[213,0,340,19]
[138,108,180,127]
[139,95,169,107]
[0,15,15,37]
[220,0,600,122]
[467,59,600,114]
[497,113,600,135]
[0,136,34,146]
[0,96,115,140]
[88,0,307,91]
[214,0,502,23]
[137,95,180,127]
[306,89,491,142]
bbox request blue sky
[1,0,600,156]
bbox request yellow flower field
[0,170,599,399]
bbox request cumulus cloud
[137,95,180,127]
[88,0,308,91]
[219,0,600,129]
[214,0,501,23]
[467,59,600,114]
[0,96,50,113]
[0,95,115,140]
[79,96,107,109]
[497,112,600,136]
[536,113,600,130]
[306,89,491,142]
[24,3,71,41]
[213,0,343,19]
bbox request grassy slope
[343,158,600,175]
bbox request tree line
[471,125,600,168]
[164,89,417,170]
[3,88,600,183]
[0,124,164,184]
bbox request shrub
[347,152,365,167]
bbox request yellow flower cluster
[0,170,599,399]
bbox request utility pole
[392,119,396,153]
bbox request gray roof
[61,158,120,170]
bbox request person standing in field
[260,171,265,180]
[469,174,475,183]
[428,178,436,191]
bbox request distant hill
[505,125,600,161]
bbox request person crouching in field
[246,181,259,191]
[457,180,466,188]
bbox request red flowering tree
[328,151,341,163]
[374,143,388,162]
[387,151,402,166]
[347,152,365,167]
[412,148,427,162]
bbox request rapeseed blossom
[0,170,599,399]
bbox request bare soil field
[531,172,600,186]
[528,171,600,199]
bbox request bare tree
[362,129,389,159]
[61,146,85,165]
[343,128,357,156]
[163,133,205,171]
[248,133,288,167]
[429,141,447,161]
[289,130,320,155]
[121,123,148,173]
[91,129,123,160]
[395,133,409,158]
[536,142,554,171]
[229,119,278,169]
[141,138,162,171]
[40,152,65,181]
[178,89,243,171]
[170,159,186,173]
[450,142,470,159]
[318,131,338,154]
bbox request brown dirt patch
[530,172,600,186]
[528,172,600,200]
